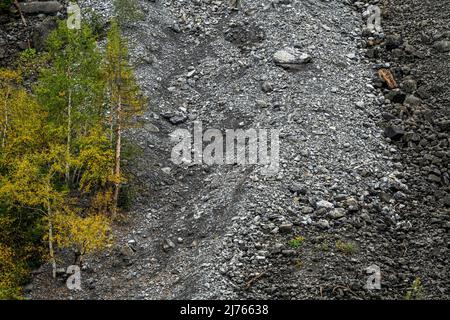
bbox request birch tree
[103,19,143,218]
[36,22,105,188]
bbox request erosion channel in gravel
[25,0,448,300]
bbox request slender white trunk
[65,88,72,185]
[112,43,123,219]
[112,93,121,219]
[47,205,57,279]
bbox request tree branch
[13,0,27,26]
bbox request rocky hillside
[1,0,447,300]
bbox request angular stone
[288,183,307,195]
[385,89,406,104]
[281,249,296,256]
[345,197,360,212]
[317,219,330,229]
[384,126,405,141]
[163,238,176,252]
[279,223,293,234]
[255,99,269,108]
[169,115,187,125]
[385,34,403,50]
[404,94,421,107]
[433,40,450,52]
[443,196,450,207]
[273,47,312,69]
[316,200,334,209]
[329,208,346,219]
[428,174,441,183]
[261,81,273,93]
[401,79,417,94]
[119,244,135,257]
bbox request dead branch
[13,0,27,26]
[244,271,267,290]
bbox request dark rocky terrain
[1,0,448,300]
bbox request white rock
[273,47,312,69]
[316,200,334,209]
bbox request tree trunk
[73,250,82,266]
[1,107,7,149]
[112,94,121,219]
[112,42,123,219]
[109,106,114,146]
[47,206,57,279]
[1,87,11,148]
[65,87,72,186]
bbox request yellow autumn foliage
[52,211,112,264]
[0,68,21,84]
[0,19,143,297]
[77,126,115,193]
[0,244,28,300]
[89,189,114,215]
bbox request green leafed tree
[103,19,144,218]
[35,21,106,189]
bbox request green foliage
[117,183,134,211]
[0,16,143,298]
[405,278,425,300]
[0,205,45,300]
[288,236,305,249]
[103,19,144,217]
[36,21,105,132]
[104,19,145,124]
[19,48,36,61]
[335,240,358,255]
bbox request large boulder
[19,1,62,14]
[433,40,450,53]
[273,47,312,69]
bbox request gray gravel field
[14,0,447,300]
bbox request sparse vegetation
[294,259,303,270]
[405,278,425,300]
[335,240,358,255]
[288,236,305,249]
